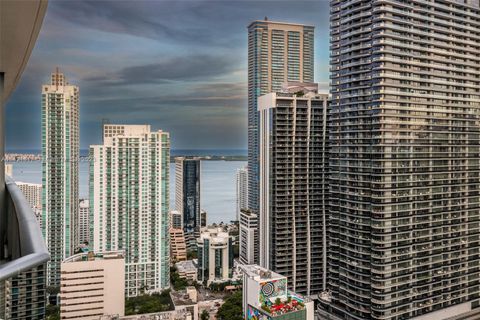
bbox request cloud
[6,0,330,150]
[85,55,241,85]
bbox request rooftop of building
[198,227,231,243]
[241,265,285,282]
[170,287,197,306]
[248,18,314,29]
[175,260,197,273]
[62,250,125,263]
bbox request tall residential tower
[247,19,314,212]
[258,83,329,296]
[236,166,248,221]
[175,157,201,233]
[90,125,170,297]
[321,1,480,319]
[42,70,79,286]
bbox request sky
[6,0,330,151]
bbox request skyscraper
[321,1,480,319]
[42,69,79,287]
[78,199,89,246]
[239,209,258,265]
[248,19,315,212]
[258,83,329,296]
[90,125,170,297]
[236,166,248,221]
[175,157,201,233]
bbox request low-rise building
[170,287,199,320]
[170,228,187,262]
[241,265,314,320]
[197,227,233,285]
[60,251,125,320]
[175,260,197,282]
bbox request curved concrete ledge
[0,0,48,102]
[0,177,50,281]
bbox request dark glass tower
[175,157,201,233]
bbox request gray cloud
[7,0,329,151]
[86,55,240,85]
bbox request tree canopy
[216,291,243,320]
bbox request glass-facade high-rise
[42,70,79,287]
[175,157,201,233]
[247,19,315,212]
[90,125,170,297]
[321,1,480,319]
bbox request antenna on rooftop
[264,16,268,21]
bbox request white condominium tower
[236,166,248,221]
[17,182,42,211]
[258,83,329,296]
[17,182,42,228]
[322,1,480,319]
[90,125,170,297]
[78,199,89,246]
[42,69,79,287]
[248,19,315,212]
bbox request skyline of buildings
[41,70,80,287]
[90,124,170,296]
[247,19,315,213]
[6,2,480,320]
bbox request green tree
[46,305,60,320]
[187,249,198,259]
[125,290,174,315]
[217,291,243,320]
[201,310,210,320]
[170,269,189,291]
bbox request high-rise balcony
[0,177,50,281]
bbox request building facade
[90,125,170,297]
[42,70,79,287]
[78,199,89,246]
[236,166,248,221]
[241,265,314,320]
[1,264,47,320]
[170,210,183,229]
[175,157,201,233]
[170,228,187,263]
[17,182,42,228]
[248,19,315,212]
[197,227,234,285]
[239,209,259,265]
[258,84,329,296]
[4,164,12,177]
[322,0,480,319]
[60,251,125,319]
